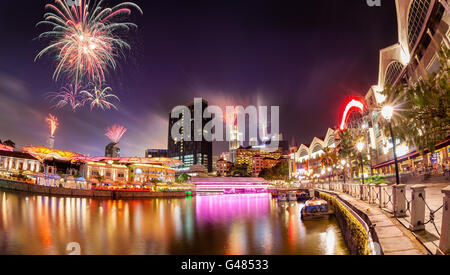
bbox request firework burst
[36,0,142,84]
[46,114,59,136]
[46,83,84,111]
[105,124,127,143]
[80,84,119,111]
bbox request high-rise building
[168,99,213,172]
[105,142,120,157]
[47,136,55,149]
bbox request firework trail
[46,83,84,111]
[105,124,127,143]
[46,114,59,136]
[36,0,143,84]
[80,84,119,110]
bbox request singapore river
[0,191,348,255]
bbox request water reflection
[0,191,348,255]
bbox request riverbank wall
[315,190,381,255]
[0,179,193,199]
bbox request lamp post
[382,105,400,185]
[357,142,365,185]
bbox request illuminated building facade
[216,159,233,176]
[252,156,280,177]
[364,0,449,174]
[293,128,337,179]
[167,99,213,172]
[236,146,283,174]
[129,163,176,183]
[0,150,41,176]
[80,161,129,185]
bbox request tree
[229,164,250,177]
[381,45,449,154]
[3,140,15,148]
[338,129,357,178]
[176,173,190,184]
[259,161,289,181]
[322,146,339,182]
[93,175,104,186]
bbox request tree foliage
[229,164,250,177]
[176,173,190,184]
[381,46,449,153]
[259,161,289,181]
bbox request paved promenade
[398,182,448,254]
[326,189,429,255]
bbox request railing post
[393,184,407,218]
[410,185,426,231]
[369,184,376,204]
[438,187,450,255]
[359,184,365,200]
[379,184,388,208]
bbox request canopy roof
[21,146,183,167]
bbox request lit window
[385,61,404,86]
[407,0,431,51]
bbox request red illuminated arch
[339,99,365,131]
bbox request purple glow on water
[195,193,271,224]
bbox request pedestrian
[444,161,450,179]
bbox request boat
[300,198,333,221]
[288,193,297,201]
[296,191,310,201]
[277,194,287,202]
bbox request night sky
[0,0,397,157]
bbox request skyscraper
[168,99,213,172]
[105,142,120,157]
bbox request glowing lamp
[381,106,394,121]
[356,142,364,152]
[341,159,346,166]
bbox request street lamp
[382,105,400,185]
[356,142,365,185]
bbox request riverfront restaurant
[0,149,41,179]
[20,147,183,188]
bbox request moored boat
[300,197,333,221]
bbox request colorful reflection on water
[0,191,348,255]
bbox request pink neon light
[339,99,364,130]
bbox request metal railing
[419,193,443,236]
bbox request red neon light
[339,99,364,130]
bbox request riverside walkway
[316,187,428,255]
[309,180,450,255]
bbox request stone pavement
[398,182,449,254]
[334,191,429,255]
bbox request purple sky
[0,0,397,157]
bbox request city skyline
[0,0,397,157]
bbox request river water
[0,191,348,255]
